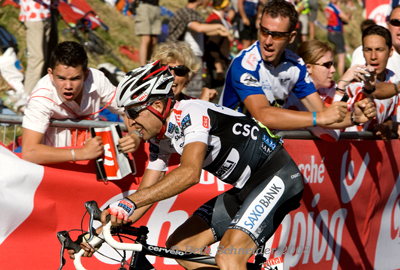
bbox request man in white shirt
[22,41,135,165]
[351,6,400,78]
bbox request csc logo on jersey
[232,123,259,140]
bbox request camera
[358,67,371,80]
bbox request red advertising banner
[365,0,391,25]
[0,139,399,270]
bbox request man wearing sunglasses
[220,0,352,133]
[72,61,304,270]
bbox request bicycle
[60,11,128,72]
[57,201,273,270]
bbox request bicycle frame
[57,201,269,270]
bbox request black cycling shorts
[193,147,304,247]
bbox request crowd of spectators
[1,1,400,268]
[1,0,400,165]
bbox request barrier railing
[0,113,382,151]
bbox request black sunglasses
[259,24,291,40]
[125,100,156,120]
[169,65,190,77]
[311,61,335,69]
[389,19,400,26]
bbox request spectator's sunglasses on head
[169,65,190,77]
[311,61,335,69]
[259,24,291,40]
[389,19,400,26]
[125,100,156,120]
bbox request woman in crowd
[150,41,218,102]
[283,39,376,141]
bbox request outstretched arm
[22,128,104,164]
[102,141,207,226]
[245,93,347,130]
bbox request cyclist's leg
[166,215,218,269]
[215,155,303,269]
[166,189,241,269]
[216,229,257,270]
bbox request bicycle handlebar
[70,222,142,270]
[58,200,143,270]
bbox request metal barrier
[0,114,381,152]
[0,114,128,151]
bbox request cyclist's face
[125,101,164,141]
[48,64,89,104]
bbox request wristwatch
[363,85,376,94]
[394,81,400,94]
[350,112,361,126]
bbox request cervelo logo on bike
[374,175,400,269]
[232,123,259,140]
[93,175,230,266]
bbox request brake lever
[84,201,103,241]
[57,231,81,270]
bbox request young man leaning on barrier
[21,41,137,165]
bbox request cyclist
[89,61,304,270]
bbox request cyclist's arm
[128,141,206,207]
[244,93,347,130]
[128,169,166,223]
[104,141,207,226]
[21,128,104,164]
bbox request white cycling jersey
[219,41,316,116]
[147,99,283,189]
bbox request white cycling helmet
[116,60,175,108]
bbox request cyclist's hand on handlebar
[102,198,135,226]
[68,242,95,259]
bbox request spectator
[204,0,233,89]
[135,0,161,66]
[220,0,349,131]
[350,19,376,67]
[308,0,319,39]
[296,0,310,42]
[352,7,400,79]
[324,0,352,76]
[345,25,400,141]
[237,0,263,49]
[201,0,211,13]
[19,0,59,95]
[167,0,230,99]
[284,40,376,141]
[151,41,218,102]
[21,41,131,165]
[123,41,219,153]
